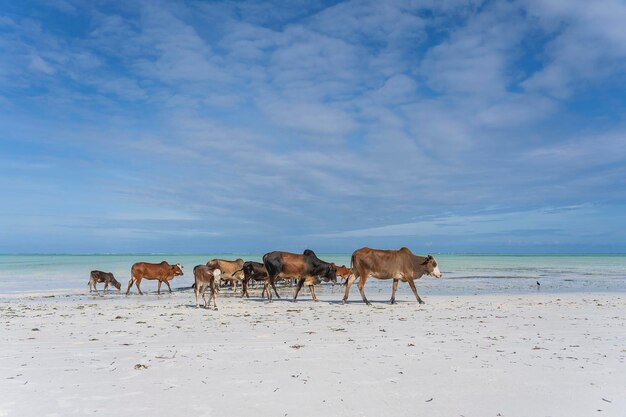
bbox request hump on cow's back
[399,247,413,254]
[303,249,316,256]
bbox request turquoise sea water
[1,254,625,296]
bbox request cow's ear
[421,257,430,265]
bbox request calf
[88,270,121,292]
[194,265,219,310]
[125,261,184,295]
[332,263,352,285]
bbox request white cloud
[28,54,55,74]
[2,0,626,251]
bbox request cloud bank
[1,0,625,253]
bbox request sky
[1,0,626,254]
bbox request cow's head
[110,277,122,290]
[172,263,184,277]
[421,255,442,278]
[322,263,337,283]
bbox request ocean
[1,254,625,297]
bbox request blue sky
[1,0,625,254]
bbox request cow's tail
[263,254,278,278]
[190,265,200,289]
[346,253,358,285]
[231,268,244,277]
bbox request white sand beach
[1,290,625,417]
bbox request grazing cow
[206,258,245,293]
[125,261,184,295]
[88,271,121,292]
[343,247,441,305]
[193,265,219,310]
[332,263,353,285]
[263,249,336,302]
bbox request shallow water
[0,254,625,296]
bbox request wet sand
[1,289,625,417]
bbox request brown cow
[125,261,184,295]
[332,263,352,285]
[88,270,121,292]
[206,258,244,293]
[263,249,336,302]
[343,247,441,305]
[193,265,219,310]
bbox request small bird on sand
[536,281,541,286]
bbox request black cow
[231,261,281,299]
[88,270,121,292]
[262,249,336,302]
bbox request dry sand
[1,289,625,417]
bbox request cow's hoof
[390,300,396,305]
[214,307,218,311]
[419,300,425,305]
[195,305,199,309]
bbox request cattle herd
[89,247,442,310]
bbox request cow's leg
[157,280,162,295]
[407,279,425,304]
[89,279,95,293]
[270,276,280,299]
[195,283,200,308]
[357,275,370,305]
[263,277,273,302]
[210,280,218,310]
[201,284,208,308]
[293,278,305,301]
[342,273,358,304]
[391,279,399,304]
[104,281,109,293]
[309,284,318,302]
[241,279,248,298]
[125,277,135,295]
[164,279,172,294]
[271,279,280,298]
[135,278,144,295]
